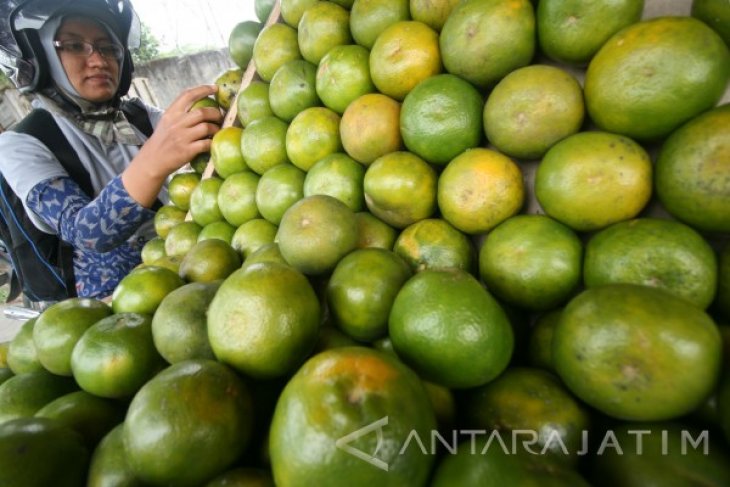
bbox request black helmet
[0,0,140,95]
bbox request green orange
[269,60,320,122]
[479,214,583,311]
[349,0,410,49]
[190,177,225,226]
[198,221,237,244]
[0,370,78,423]
[6,318,42,375]
[142,237,168,269]
[255,164,305,225]
[303,152,365,211]
[297,1,352,65]
[164,221,203,258]
[409,0,460,31]
[327,248,412,341]
[553,284,722,421]
[111,265,184,315]
[276,194,358,275]
[316,44,375,114]
[228,20,262,69]
[537,0,643,65]
[655,103,730,233]
[154,204,187,239]
[211,127,246,178]
[232,218,279,259]
[355,211,397,250]
[237,81,274,127]
[151,281,220,364]
[33,298,112,376]
[123,360,253,486]
[584,218,718,309]
[217,171,261,226]
[179,239,241,283]
[389,268,514,388]
[401,73,483,166]
[440,0,535,89]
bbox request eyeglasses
[53,39,124,61]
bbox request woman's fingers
[167,84,219,113]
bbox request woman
[0,0,222,301]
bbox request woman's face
[55,17,121,103]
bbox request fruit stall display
[1,0,729,485]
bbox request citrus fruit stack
[2,0,729,485]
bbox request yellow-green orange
[484,64,584,160]
[389,269,513,388]
[479,214,583,311]
[168,171,201,211]
[123,360,253,486]
[303,153,365,211]
[363,151,437,229]
[340,93,402,165]
[214,68,243,110]
[111,266,184,315]
[141,236,168,266]
[584,218,718,310]
[281,0,318,28]
[584,16,730,140]
[33,298,112,376]
[232,218,279,259]
[70,313,163,399]
[237,81,273,127]
[240,116,289,175]
[394,218,475,273]
[151,281,220,364]
[228,20,262,69]
[154,204,187,239]
[327,248,412,341]
[190,177,224,226]
[349,0,410,49]
[179,239,241,283]
[355,211,397,250]
[164,221,202,258]
[217,171,260,226]
[241,242,287,270]
[7,318,42,374]
[316,44,375,114]
[298,1,352,65]
[207,262,321,379]
[269,60,320,122]
[369,20,442,100]
[211,127,246,178]
[286,107,342,171]
[553,284,722,421]
[253,23,302,82]
[535,131,652,232]
[401,73,483,166]
[655,104,730,233]
[537,0,643,65]
[269,347,437,487]
[438,148,524,234]
[410,0,459,31]
[255,0,276,22]
[440,0,535,89]
[276,195,358,275]
[255,164,305,225]
[198,221,236,244]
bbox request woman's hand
[122,84,223,207]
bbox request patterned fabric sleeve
[26,175,156,252]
